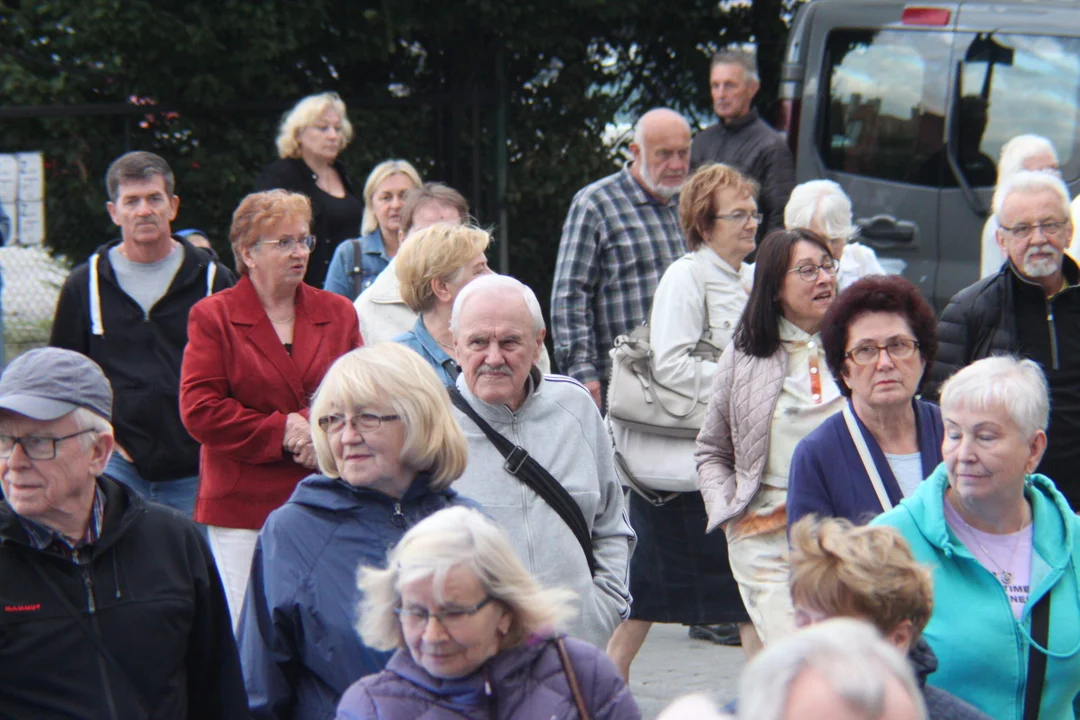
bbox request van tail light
[902,7,951,25]
[777,98,801,156]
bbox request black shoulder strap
[349,237,364,298]
[448,385,598,576]
[1023,590,1051,720]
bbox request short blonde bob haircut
[356,506,577,651]
[275,92,354,159]
[679,163,759,251]
[789,516,933,637]
[395,223,492,313]
[361,160,423,235]
[309,343,468,488]
[230,190,313,276]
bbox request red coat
[180,276,362,529]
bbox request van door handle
[855,215,916,246]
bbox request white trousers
[726,525,796,646]
[207,525,259,632]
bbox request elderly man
[0,347,245,718]
[449,274,635,649]
[691,49,795,237]
[49,151,234,519]
[552,107,690,407]
[932,171,1080,508]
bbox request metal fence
[0,246,69,363]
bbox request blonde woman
[392,222,492,383]
[254,92,361,287]
[237,343,475,719]
[324,160,423,299]
[335,506,640,719]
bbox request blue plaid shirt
[20,483,105,563]
[551,167,685,385]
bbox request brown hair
[789,516,933,637]
[229,190,313,276]
[399,183,470,238]
[678,163,759,251]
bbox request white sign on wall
[0,152,45,246]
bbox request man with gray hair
[737,618,928,720]
[691,49,795,237]
[49,151,234,520]
[932,170,1080,508]
[450,274,635,649]
[552,107,690,408]
[0,347,245,718]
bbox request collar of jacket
[362,258,405,304]
[1005,253,1080,300]
[359,228,389,258]
[907,637,938,687]
[455,366,543,424]
[286,471,457,512]
[0,475,143,558]
[92,236,215,291]
[718,107,760,132]
[409,316,453,368]
[282,156,355,196]
[227,275,334,326]
[618,164,680,208]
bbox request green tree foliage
[0,0,795,336]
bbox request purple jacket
[334,635,640,720]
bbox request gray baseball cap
[0,347,113,421]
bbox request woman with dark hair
[787,275,943,529]
[696,228,842,654]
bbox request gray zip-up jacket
[451,369,635,649]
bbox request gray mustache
[477,364,513,376]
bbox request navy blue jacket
[787,399,944,529]
[237,472,475,720]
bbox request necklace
[268,315,295,325]
[970,533,1024,586]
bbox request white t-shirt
[884,451,923,498]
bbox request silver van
[779,0,1080,308]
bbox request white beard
[1022,245,1062,278]
[639,155,684,200]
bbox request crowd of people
[1,46,1078,720]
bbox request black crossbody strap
[448,386,598,576]
[1023,591,1052,720]
[349,237,364,298]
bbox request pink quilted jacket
[694,345,788,533]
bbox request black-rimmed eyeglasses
[0,430,97,460]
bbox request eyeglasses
[394,597,494,630]
[0,429,96,461]
[788,260,838,282]
[257,235,317,253]
[844,338,920,366]
[998,221,1069,241]
[713,211,763,225]
[317,412,401,434]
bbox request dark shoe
[688,623,742,646]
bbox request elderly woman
[607,163,755,677]
[872,356,1080,719]
[254,92,361,287]
[981,134,1061,278]
[180,190,361,627]
[787,275,942,528]
[788,517,990,720]
[324,160,423,299]
[696,228,843,653]
[784,179,883,290]
[355,183,470,344]
[334,506,640,719]
[391,223,491,383]
[238,343,474,720]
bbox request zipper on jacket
[1047,301,1060,369]
[391,502,406,529]
[82,567,120,720]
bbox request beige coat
[694,344,787,533]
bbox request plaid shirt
[551,167,685,385]
[21,483,105,563]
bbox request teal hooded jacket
[872,465,1080,720]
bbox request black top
[253,157,360,288]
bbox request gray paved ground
[628,623,745,718]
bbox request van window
[959,33,1080,182]
[821,30,953,186]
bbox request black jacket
[0,477,247,719]
[253,157,359,288]
[49,238,235,481]
[909,639,992,720]
[690,108,796,237]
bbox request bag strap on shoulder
[842,404,893,512]
[1023,591,1052,720]
[556,637,591,720]
[448,386,598,576]
[349,237,364,298]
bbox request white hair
[70,406,114,454]
[993,170,1071,220]
[657,694,728,720]
[632,107,692,148]
[939,356,1049,439]
[737,618,927,720]
[998,135,1058,182]
[449,274,545,335]
[784,179,855,240]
